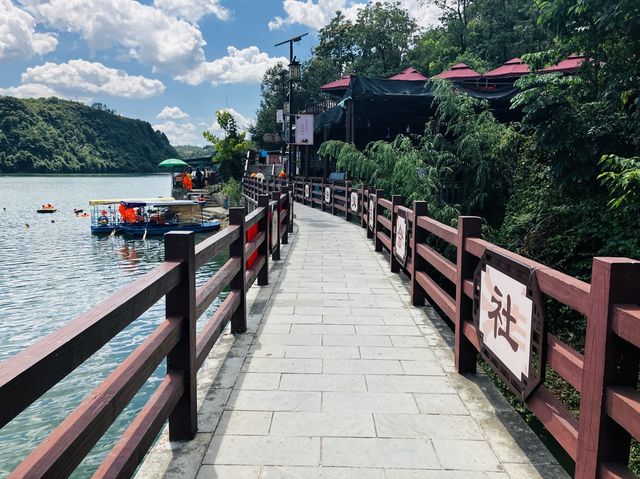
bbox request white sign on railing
[271,207,278,250]
[324,186,331,203]
[473,251,546,400]
[304,184,310,198]
[368,198,374,228]
[394,212,408,266]
[350,192,358,212]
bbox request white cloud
[19,0,206,75]
[157,106,189,120]
[0,82,60,98]
[268,0,440,31]
[177,46,288,85]
[153,0,230,22]
[0,59,165,99]
[0,0,57,61]
[153,120,200,145]
[269,0,361,31]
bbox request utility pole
[275,33,308,178]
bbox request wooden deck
[137,204,568,479]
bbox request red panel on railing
[246,223,258,269]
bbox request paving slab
[136,203,568,479]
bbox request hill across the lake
[0,96,178,173]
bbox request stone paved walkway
[138,204,569,479]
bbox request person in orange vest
[182,172,193,190]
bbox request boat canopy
[120,199,200,208]
[89,197,174,206]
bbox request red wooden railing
[0,190,291,478]
[245,175,640,479]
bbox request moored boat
[118,199,220,237]
[89,198,173,235]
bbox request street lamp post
[275,33,307,178]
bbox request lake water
[0,175,228,477]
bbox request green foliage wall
[0,96,177,173]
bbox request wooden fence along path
[0,190,292,478]
[245,174,640,479]
[0,172,638,478]
[247,178,640,478]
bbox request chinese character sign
[294,114,314,145]
[350,192,358,212]
[394,214,408,266]
[324,186,331,203]
[478,265,533,382]
[368,198,374,228]
[304,184,310,198]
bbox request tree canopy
[204,110,253,181]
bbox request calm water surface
[0,175,227,477]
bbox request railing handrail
[0,189,291,478]
[282,175,640,479]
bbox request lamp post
[275,33,307,178]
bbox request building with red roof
[388,67,428,81]
[432,63,482,80]
[484,58,530,79]
[320,74,352,94]
[541,55,586,74]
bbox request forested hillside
[174,145,215,159]
[0,96,177,173]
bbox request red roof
[389,67,428,81]
[541,55,586,73]
[484,57,530,78]
[432,63,481,80]
[320,74,352,91]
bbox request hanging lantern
[289,59,301,81]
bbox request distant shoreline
[0,172,171,177]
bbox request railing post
[257,194,270,286]
[390,194,404,273]
[410,201,427,306]
[360,185,366,229]
[366,187,374,238]
[320,179,325,212]
[575,258,640,478]
[287,184,294,234]
[330,183,335,216]
[164,231,197,440]
[454,216,482,374]
[345,181,351,221]
[270,191,281,261]
[374,189,384,252]
[229,207,247,333]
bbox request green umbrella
[158,158,189,168]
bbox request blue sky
[0,0,439,145]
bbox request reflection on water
[0,175,227,477]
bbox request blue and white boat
[118,199,221,237]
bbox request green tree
[204,110,253,181]
[249,63,287,148]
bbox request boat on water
[119,199,220,237]
[89,198,174,235]
[37,204,57,213]
[89,198,220,236]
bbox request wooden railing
[245,175,640,479]
[0,191,292,478]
